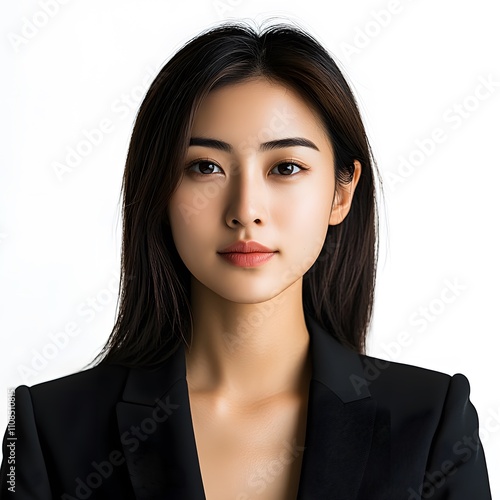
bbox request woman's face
[168,77,355,303]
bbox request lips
[217,240,277,267]
[218,240,275,254]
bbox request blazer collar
[119,313,370,405]
[115,313,389,499]
[303,313,371,402]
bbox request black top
[0,314,492,499]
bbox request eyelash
[184,159,308,177]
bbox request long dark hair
[94,20,381,367]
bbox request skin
[167,77,361,498]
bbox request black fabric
[0,314,492,499]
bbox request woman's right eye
[186,161,223,176]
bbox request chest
[188,392,309,500]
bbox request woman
[0,21,492,499]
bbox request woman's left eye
[270,162,304,176]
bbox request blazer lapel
[115,344,206,499]
[297,314,390,499]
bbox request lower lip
[218,252,276,267]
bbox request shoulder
[360,351,453,381]
[352,355,491,496]
[356,353,473,415]
[15,362,130,416]
[28,361,129,393]
[356,353,479,454]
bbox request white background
[1,0,499,495]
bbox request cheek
[278,182,333,269]
[168,187,219,253]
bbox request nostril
[229,217,262,226]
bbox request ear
[329,160,362,226]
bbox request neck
[184,276,312,404]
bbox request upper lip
[218,240,276,253]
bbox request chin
[201,279,284,305]
[217,288,280,305]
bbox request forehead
[191,77,331,149]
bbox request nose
[224,165,267,228]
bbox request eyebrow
[189,136,320,152]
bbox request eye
[186,160,223,176]
[270,161,305,176]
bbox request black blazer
[0,314,492,499]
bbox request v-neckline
[183,347,313,500]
